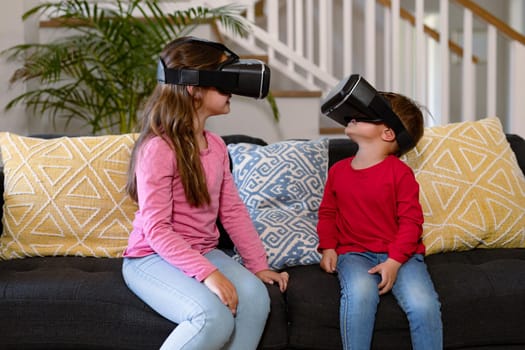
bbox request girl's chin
[210,109,230,117]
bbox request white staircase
[177,0,525,139]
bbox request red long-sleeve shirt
[317,155,425,264]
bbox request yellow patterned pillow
[403,117,525,255]
[0,133,138,259]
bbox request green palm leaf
[1,0,268,135]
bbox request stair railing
[211,0,525,136]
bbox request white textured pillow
[227,139,328,269]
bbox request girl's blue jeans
[336,252,443,350]
[122,249,270,350]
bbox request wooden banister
[40,18,87,28]
[454,0,525,45]
[377,0,479,64]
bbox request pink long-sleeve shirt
[317,155,425,264]
[123,131,269,281]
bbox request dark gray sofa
[1,134,525,349]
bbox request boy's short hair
[380,92,425,155]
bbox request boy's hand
[320,249,338,273]
[368,258,401,295]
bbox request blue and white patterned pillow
[227,138,329,270]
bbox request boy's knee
[421,296,441,314]
[406,294,441,321]
[344,276,380,303]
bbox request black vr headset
[321,75,414,153]
[157,37,270,99]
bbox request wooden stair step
[270,90,322,98]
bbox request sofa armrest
[0,170,3,236]
[506,134,525,176]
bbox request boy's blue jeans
[122,249,270,350]
[336,252,443,350]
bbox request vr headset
[321,74,414,153]
[157,37,270,99]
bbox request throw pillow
[403,117,525,254]
[227,139,328,269]
[0,132,138,259]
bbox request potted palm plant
[2,0,278,135]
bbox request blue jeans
[337,252,442,350]
[122,249,270,350]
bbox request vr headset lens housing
[156,38,270,99]
[321,74,414,152]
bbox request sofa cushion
[286,248,525,350]
[0,256,172,349]
[0,255,288,349]
[286,264,413,350]
[425,248,525,348]
[403,118,525,255]
[227,138,328,270]
[0,133,138,259]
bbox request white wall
[1,0,523,139]
[0,0,30,135]
[0,1,320,142]
[207,95,321,143]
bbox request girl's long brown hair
[126,37,225,207]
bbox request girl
[122,37,288,350]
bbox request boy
[317,87,443,350]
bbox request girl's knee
[238,278,270,313]
[194,305,236,343]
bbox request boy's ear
[382,128,396,142]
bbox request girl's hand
[203,270,238,315]
[368,258,402,295]
[320,249,338,273]
[256,269,289,292]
